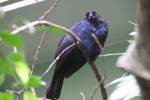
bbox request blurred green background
[0,0,136,100]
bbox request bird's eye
[91,11,97,17]
[85,12,90,19]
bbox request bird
[46,10,108,100]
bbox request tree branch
[30,31,48,77]
[11,20,81,42]
[80,91,86,100]
[39,0,59,20]
[88,62,107,100]
[91,34,103,50]
[89,79,104,100]
[77,43,107,100]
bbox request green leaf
[47,26,66,35]
[0,52,17,77]
[28,75,41,88]
[0,92,14,100]
[23,91,37,100]
[0,74,5,86]
[14,62,30,85]
[0,56,11,74]
[0,31,23,48]
[36,26,66,35]
[8,52,26,77]
[36,26,46,33]
[9,52,25,62]
[0,56,16,77]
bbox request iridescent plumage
[46,11,108,100]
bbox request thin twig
[99,52,124,57]
[80,91,86,100]
[16,31,48,94]
[91,34,103,50]
[128,21,137,26]
[88,62,107,100]
[15,92,20,100]
[89,79,104,100]
[40,43,76,78]
[39,0,59,20]
[31,87,36,96]
[21,0,59,95]
[92,33,107,84]
[32,0,59,76]
[31,31,48,76]
[5,90,22,100]
[88,34,107,100]
[28,0,59,97]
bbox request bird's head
[85,11,102,27]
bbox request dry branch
[31,31,48,77]
[11,20,81,42]
[80,91,86,100]
[88,62,107,100]
[89,79,104,100]
[77,43,107,100]
[39,0,59,20]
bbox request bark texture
[117,0,150,99]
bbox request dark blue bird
[46,11,108,100]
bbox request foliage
[0,93,14,100]
[0,18,66,100]
[36,26,66,35]
[0,0,66,99]
[0,30,41,100]
[23,91,37,100]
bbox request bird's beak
[88,12,92,19]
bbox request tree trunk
[117,0,150,99]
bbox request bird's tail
[46,71,64,100]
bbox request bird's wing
[94,23,108,47]
[55,35,75,57]
[54,20,89,72]
[54,35,76,72]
